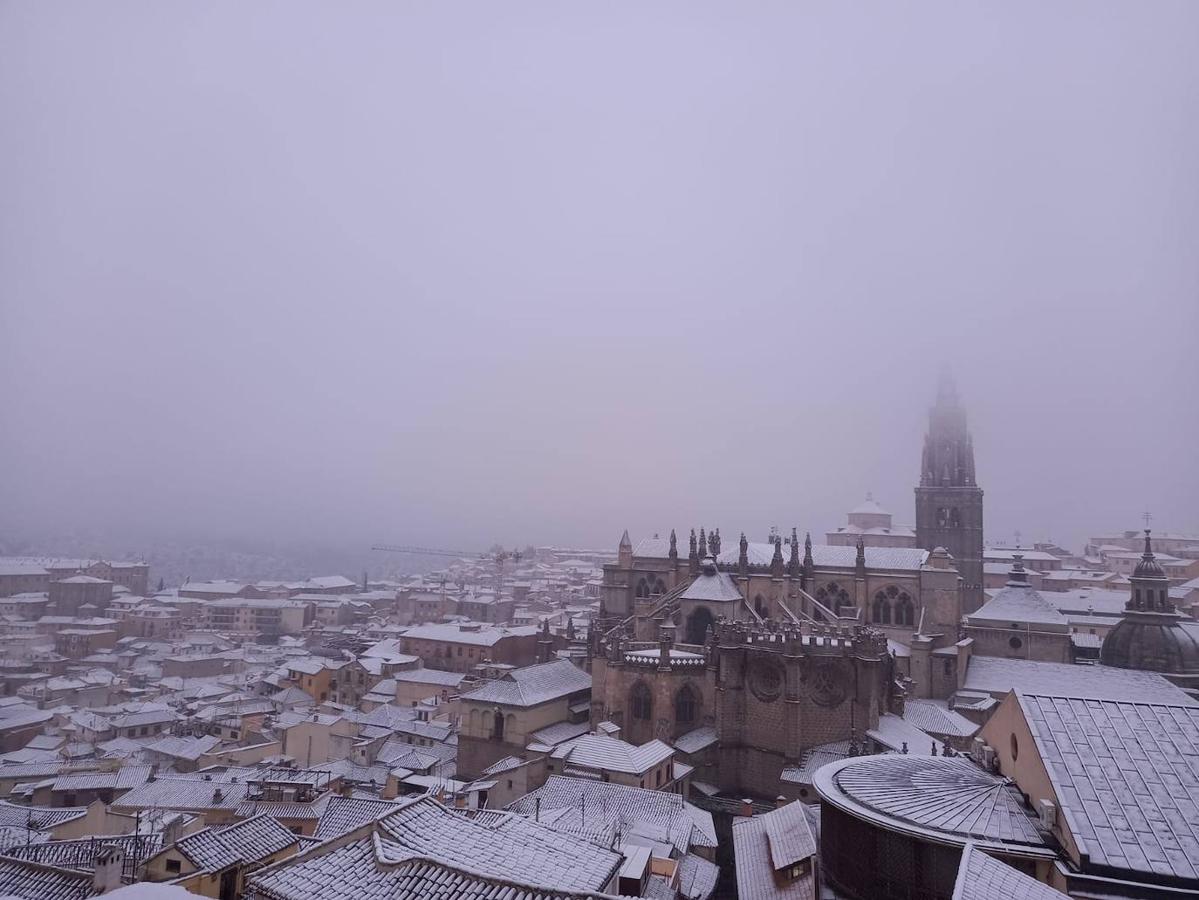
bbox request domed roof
[850,494,889,516]
[1100,614,1199,675]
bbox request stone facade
[591,620,895,798]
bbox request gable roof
[374,796,621,892]
[552,734,674,775]
[462,659,590,707]
[248,840,624,900]
[175,814,298,872]
[508,775,716,854]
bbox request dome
[1100,613,1199,675]
[850,495,889,517]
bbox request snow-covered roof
[462,659,590,707]
[963,656,1197,704]
[551,734,673,775]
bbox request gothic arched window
[754,595,766,618]
[950,509,962,528]
[895,594,915,627]
[652,578,666,596]
[635,579,650,599]
[675,685,697,725]
[492,710,505,740]
[631,682,652,721]
[873,592,892,625]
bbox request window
[1010,733,1019,760]
[674,685,697,725]
[872,593,891,625]
[166,859,182,874]
[1009,636,1023,650]
[895,594,915,627]
[631,682,652,721]
[656,769,662,787]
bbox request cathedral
[588,375,983,797]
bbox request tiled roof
[462,659,590,707]
[763,800,817,869]
[508,775,716,853]
[867,712,944,755]
[234,795,331,821]
[1020,693,1199,881]
[145,734,222,761]
[968,584,1069,628]
[552,734,674,775]
[963,656,1197,705]
[0,856,97,900]
[400,623,538,646]
[375,796,621,891]
[248,841,622,900]
[674,726,718,755]
[480,755,526,776]
[529,720,590,747]
[113,777,249,811]
[951,842,1065,900]
[51,766,152,793]
[679,568,743,603]
[677,852,720,900]
[732,810,815,900]
[0,800,88,829]
[815,756,1048,853]
[903,700,980,739]
[176,814,298,872]
[314,796,406,840]
[780,740,852,786]
[391,668,465,686]
[6,833,162,873]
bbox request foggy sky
[2,2,1197,558]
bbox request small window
[166,859,182,874]
[1010,733,1019,760]
[1009,636,1023,650]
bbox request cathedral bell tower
[915,371,984,613]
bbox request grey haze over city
[2,2,1198,575]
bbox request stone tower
[915,371,984,613]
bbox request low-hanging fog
[2,2,1197,565]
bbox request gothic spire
[788,527,800,577]
[713,528,721,555]
[738,532,749,576]
[668,528,678,563]
[771,534,784,577]
[855,536,866,575]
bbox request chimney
[775,795,788,809]
[740,798,753,817]
[92,845,124,893]
[212,787,224,804]
[454,792,467,809]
